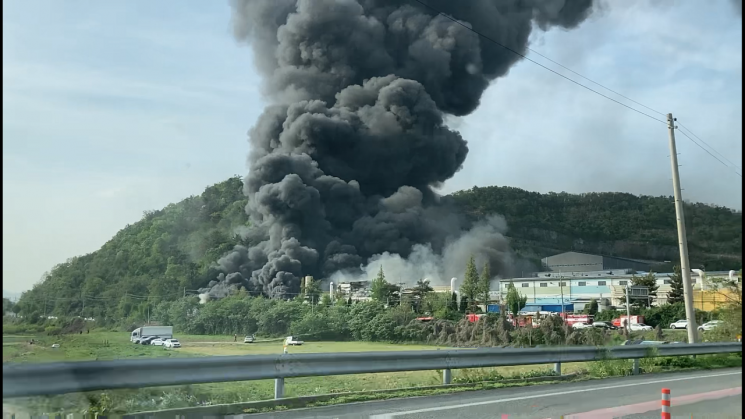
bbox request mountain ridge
[12,177,741,321]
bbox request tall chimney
[729,270,736,281]
[450,277,457,293]
[329,281,334,300]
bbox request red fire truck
[612,315,645,327]
[559,313,594,326]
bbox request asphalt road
[237,368,742,419]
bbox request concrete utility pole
[625,284,631,333]
[666,113,698,343]
[559,277,565,317]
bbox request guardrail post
[553,362,561,375]
[632,358,640,375]
[443,368,452,385]
[274,377,285,399]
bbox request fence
[3,342,741,399]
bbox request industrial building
[541,251,653,273]
[491,269,739,311]
[326,248,739,313]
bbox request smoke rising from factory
[199,0,596,300]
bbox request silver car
[698,320,723,331]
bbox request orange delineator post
[661,388,671,419]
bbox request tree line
[10,177,741,322]
[452,186,741,271]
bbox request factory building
[491,269,738,311]
[541,251,653,273]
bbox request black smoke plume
[200,0,595,300]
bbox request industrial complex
[328,251,740,313]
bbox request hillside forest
[8,177,742,326]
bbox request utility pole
[559,277,565,318]
[625,284,631,333]
[666,113,698,343]
[183,287,186,298]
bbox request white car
[163,339,181,349]
[630,323,653,331]
[698,320,723,331]
[669,320,688,329]
[572,322,591,329]
[285,336,304,346]
[150,338,165,346]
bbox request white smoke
[330,215,518,287]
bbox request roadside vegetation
[4,330,739,417]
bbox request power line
[408,0,667,125]
[676,121,742,171]
[410,0,740,175]
[675,128,742,178]
[524,48,667,118]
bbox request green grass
[3,333,193,363]
[3,331,741,416]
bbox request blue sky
[3,0,742,294]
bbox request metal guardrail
[3,342,741,399]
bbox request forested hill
[451,186,742,270]
[13,178,741,322]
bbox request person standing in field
[234,334,237,342]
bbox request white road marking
[368,370,742,419]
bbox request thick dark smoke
[200,0,595,300]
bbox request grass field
[3,329,737,416]
[2,331,582,414]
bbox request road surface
[237,368,742,419]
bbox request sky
[3,0,742,295]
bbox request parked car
[592,321,618,330]
[163,339,181,349]
[140,336,158,345]
[244,335,255,343]
[622,340,669,346]
[698,320,723,331]
[285,336,304,346]
[669,319,688,329]
[629,323,653,331]
[150,338,165,346]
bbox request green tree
[460,256,479,312]
[304,279,321,303]
[478,262,491,306]
[370,266,388,302]
[449,292,458,311]
[320,293,332,307]
[628,271,659,307]
[587,298,598,315]
[505,282,527,316]
[411,279,434,313]
[666,265,685,304]
[3,298,14,314]
[458,295,469,313]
